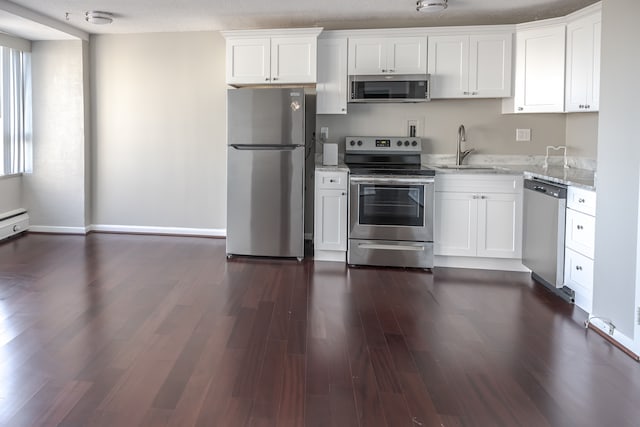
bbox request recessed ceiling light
[85,11,114,25]
[416,0,448,13]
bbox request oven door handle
[349,176,434,185]
[357,243,426,252]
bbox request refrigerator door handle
[230,144,301,151]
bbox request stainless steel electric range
[344,136,435,269]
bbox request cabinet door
[469,33,512,97]
[565,247,594,312]
[434,192,477,256]
[348,38,387,74]
[428,35,469,98]
[513,25,566,113]
[565,208,595,258]
[314,188,348,251]
[317,38,348,115]
[476,193,522,259]
[565,13,601,112]
[271,36,317,83]
[387,37,427,74]
[226,38,271,85]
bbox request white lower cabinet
[314,170,348,261]
[564,186,596,312]
[435,175,523,260]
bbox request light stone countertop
[423,154,596,190]
[314,157,349,172]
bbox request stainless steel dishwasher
[522,178,574,302]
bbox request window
[0,46,31,176]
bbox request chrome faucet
[456,124,474,165]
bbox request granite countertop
[427,164,596,190]
[314,157,349,172]
[422,155,596,190]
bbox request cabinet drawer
[435,174,523,194]
[316,171,348,189]
[564,247,594,292]
[565,208,595,258]
[567,186,596,215]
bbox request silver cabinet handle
[480,195,487,199]
[381,69,387,73]
[578,198,585,203]
[272,77,278,81]
[472,195,479,199]
[577,225,584,230]
[389,69,395,72]
[518,107,524,111]
[576,265,583,271]
[265,77,270,81]
[341,108,346,111]
[463,91,470,95]
[341,192,346,196]
[586,105,590,109]
[472,91,478,95]
[329,179,336,182]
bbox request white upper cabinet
[223,28,322,86]
[226,38,271,85]
[504,24,566,113]
[348,37,427,75]
[317,38,348,115]
[565,9,601,112]
[428,33,512,99]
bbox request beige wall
[90,32,227,230]
[565,112,598,158]
[0,176,22,214]
[317,99,572,156]
[24,40,89,230]
[593,0,640,340]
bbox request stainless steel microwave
[348,74,431,103]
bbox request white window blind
[0,46,32,176]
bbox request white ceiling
[3,0,599,39]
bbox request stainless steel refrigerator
[226,88,314,260]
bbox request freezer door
[226,145,304,258]
[228,88,305,146]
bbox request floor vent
[0,209,29,241]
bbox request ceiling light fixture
[85,11,114,25]
[416,0,448,12]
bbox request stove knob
[357,140,363,146]
[349,140,355,146]
[397,140,403,147]
[404,140,410,146]
[411,140,418,147]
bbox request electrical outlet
[405,118,423,137]
[320,127,329,142]
[516,128,531,142]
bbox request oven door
[349,176,434,242]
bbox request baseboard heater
[0,208,29,241]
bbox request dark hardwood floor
[0,233,638,427]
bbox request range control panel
[345,136,422,153]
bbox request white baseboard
[589,318,639,356]
[29,225,89,234]
[435,255,529,272]
[314,249,346,262]
[89,224,226,237]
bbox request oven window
[358,184,424,226]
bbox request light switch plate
[516,128,531,142]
